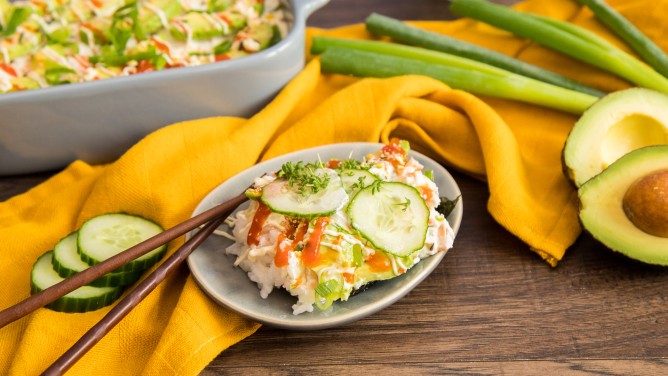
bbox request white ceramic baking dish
[0,0,328,175]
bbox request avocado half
[579,146,668,265]
[563,88,668,187]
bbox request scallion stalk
[449,0,668,94]
[317,45,598,114]
[365,13,605,97]
[577,0,668,78]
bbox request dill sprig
[278,161,330,195]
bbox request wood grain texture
[3,0,668,374]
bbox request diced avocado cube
[247,22,276,50]
[208,0,233,12]
[13,76,41,90]
[170,12,227,41]
[136,0,182,39]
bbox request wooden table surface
[3,0,668,375]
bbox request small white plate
[187,143,463,330]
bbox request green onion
[352,244,363,267]
[213,39,233,55]
[45,67,76,86]
[365,13,604,97]
[315,279,340,298]
[577,0,668,78]
[89,46,161,67]
[450,0,668,94]
[314,295,334,311]
[399,139,411,153]
[313,39,598,114]
[1,6,31,37]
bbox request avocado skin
[578,145,668,266]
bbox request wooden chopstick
[0,191,247,329]
[43,215,227,375]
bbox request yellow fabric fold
[0,0,660,374]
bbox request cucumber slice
[78,213,166,273]
[260,169,348,218]
[31,252,124,313]
[347,181,429,257]
[339,169,378,197]
[52,232,143,287]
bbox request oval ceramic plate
[187,143,463,330]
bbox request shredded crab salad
[0,0,288,93]
[221,140,458,315]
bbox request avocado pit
[622,169,668,238]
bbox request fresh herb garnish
[333,223,353,235]
[369,180,383,194]
[395,197,411,211]
[350,176,369,191]
[278,161,330,195]
[336,158,369,170]
[89,45,164,68]
[110,3,139,54]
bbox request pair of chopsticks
[0,191,247,375]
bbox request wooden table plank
[202,359,668,376]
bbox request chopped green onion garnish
[353,244,363,267]
[315,279,340,298]
[45,66,76,86]
[314,295,334,311]
[399,139,411,153]
[1,6,32,37]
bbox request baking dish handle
[298,0,330,18]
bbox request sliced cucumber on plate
[261,169,348,218]
[348,181,429,257]
[339,169,378,197]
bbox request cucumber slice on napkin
[78,213,166,273]
[52,231,143,288]
[347,181,429,257]
[31,251,124,313]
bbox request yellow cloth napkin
[0,0,657,373]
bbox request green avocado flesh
[563,88,668,188]
[578,146,668,265]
